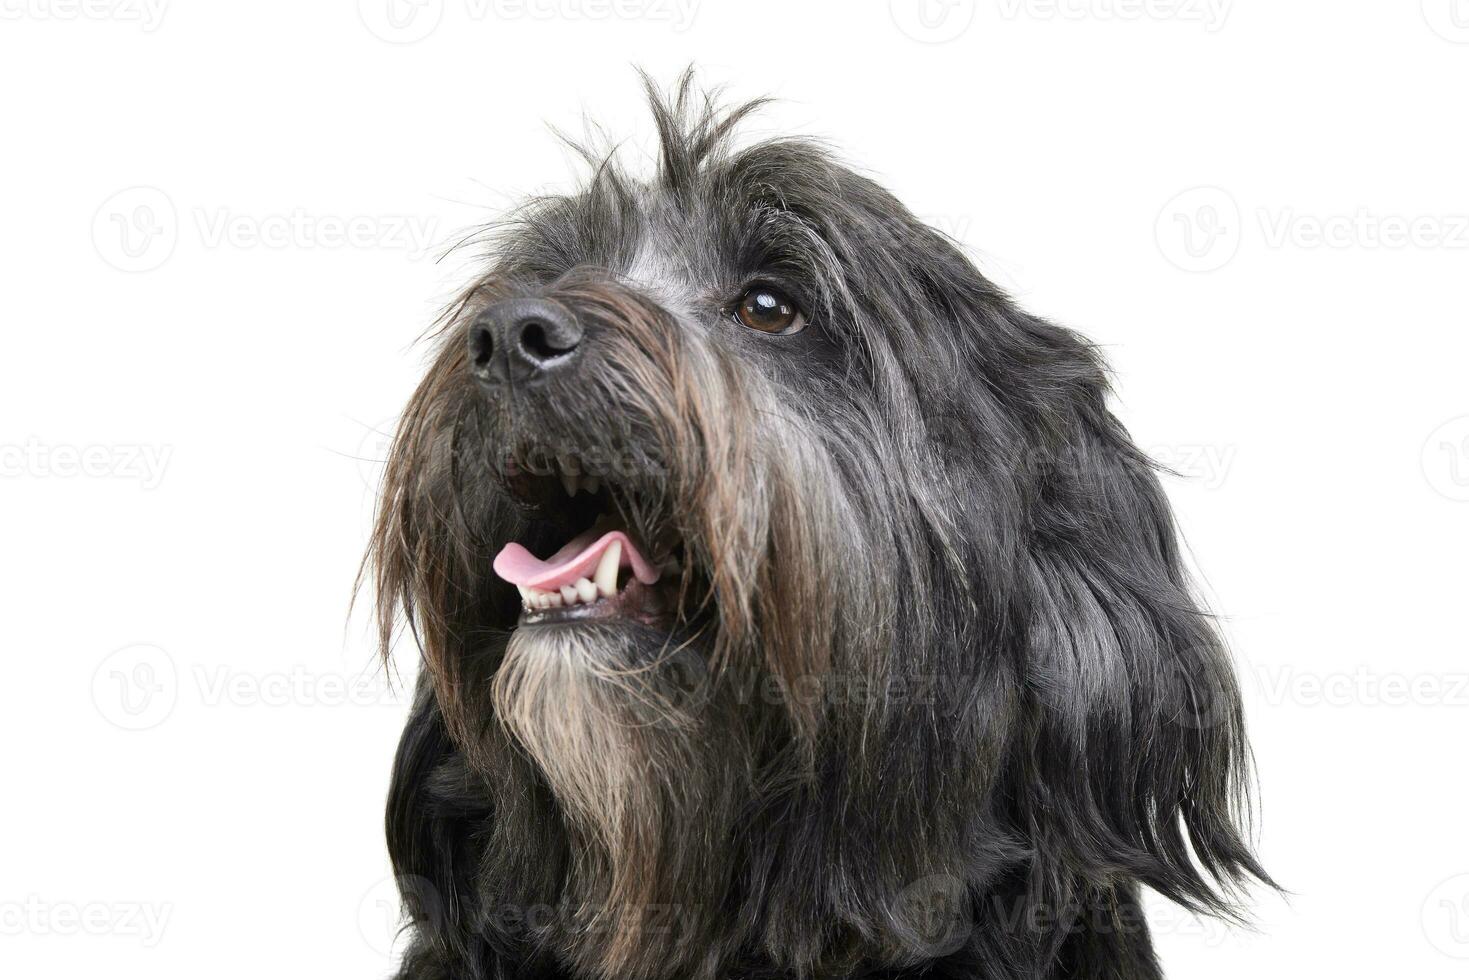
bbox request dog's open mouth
[491,452,681,628]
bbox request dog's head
[369,73,1266,979]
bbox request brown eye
[734,285,806,335]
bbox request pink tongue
[493,529,661,592]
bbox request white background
[2,2,1467,977]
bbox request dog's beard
[492,623,714,854]
[491,622,747,976]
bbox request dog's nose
[468,297,583,385]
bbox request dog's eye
[733,285,805,335]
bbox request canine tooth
[574,577,597,603]
[560,584,579,605]
[560,472,579,497]
[517,585,530,605]
[594,539,621,596]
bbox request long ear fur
[800,191,1271,923]
[383,678,492,974]
[1009,307,1272,920]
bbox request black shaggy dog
[366,73,1269,980]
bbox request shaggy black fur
[365,71,1269,980]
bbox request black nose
[468,297,583,385]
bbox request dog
[364,72,1269,980]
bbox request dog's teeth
[594,539,621,597]
[584,476,601,495]
[560,473,579,497]
[518,545,624,611]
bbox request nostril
[519,320,578,362]
[471,298,581,385]
[469,325,494,371]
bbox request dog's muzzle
[468,297,584,387]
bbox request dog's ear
[1004,309,1272,917]
[837,211,1270,915]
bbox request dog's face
[371,79,1265,980]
